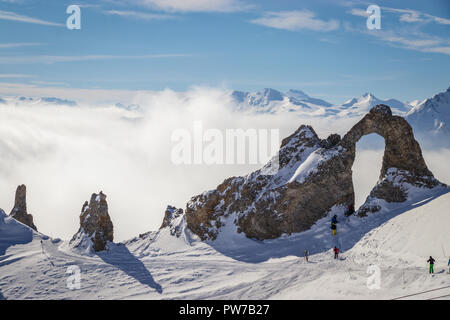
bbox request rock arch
[184,105,445,241]
[341,105,441,214]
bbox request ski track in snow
[0,190,449,300]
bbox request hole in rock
[352,133,385,210]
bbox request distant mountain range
[230,88,411,117]
[229,87,450,147]
[1,86,449,147]
[0,96,77,106]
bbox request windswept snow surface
[0,187,449,300]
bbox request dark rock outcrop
[183,105,445,241]
[160,205,183,229]
[10,185,37,231]
[159,205,184,237]
[70,191,114,252]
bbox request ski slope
[0,189,449,300]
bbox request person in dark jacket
[304,250,309,262]
[333,246,339,259]
[347,204,355,215]
[331,215,338,224]
[427,256,435,274]
[331,223,337,236]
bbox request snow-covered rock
[69,191,114,252]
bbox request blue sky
[0,0,449,104]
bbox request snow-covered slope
[231,88,335,116]
[406,87,450,147]
[1,188,448,300]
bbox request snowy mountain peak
[285,89,309,100]
[406,87,450,145]
[231,88,333,115]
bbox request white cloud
[0,42,43,49]
[381,7,450,25]
[104,10,175,20]
[0,87,360,241]
[367,30,450,56]
[251,10,339,32]
[0,10,64,27]
[0,53,190,64]
[0,74,34,78]
[126,0,251,12]
[349,8,369,17]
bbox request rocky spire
[70,191,114,252]
[10,184,37,231]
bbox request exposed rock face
[70,191,114,252]
[10,185,37,231]
[184,105,445,241]
[159,205,184,237]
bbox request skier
[333,246,339,260]
[447,257,450,274]
[331,223,337,236]
[331,215,338,225]
[427,256,435,274]
[304,250,309,262]
[347,204,355,215]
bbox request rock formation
[70,191,114,252]
[183,105,445,241]
[159,205,184,237]
[10,185,37,231]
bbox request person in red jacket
[333,246,339,259]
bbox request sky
[0,0,449,104]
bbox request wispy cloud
[348,6,450,25]
[250,10,339,32]
[104,10,175,21]
[0,42,43,49]
[382,7,450,25]
[348,8,369,17]
[0,73,35,78]
[0,53,191,64]
[120,0,251,12]
[346,6,450,56]
[31,80,69,86]
[367,30,450,56]
[0,10,64,27]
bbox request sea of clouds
[0,87,448,241]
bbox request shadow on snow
[97,244,163,294]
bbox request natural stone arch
[184,105,445,241]
[342,104,433,180]
[341,105,440,212]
